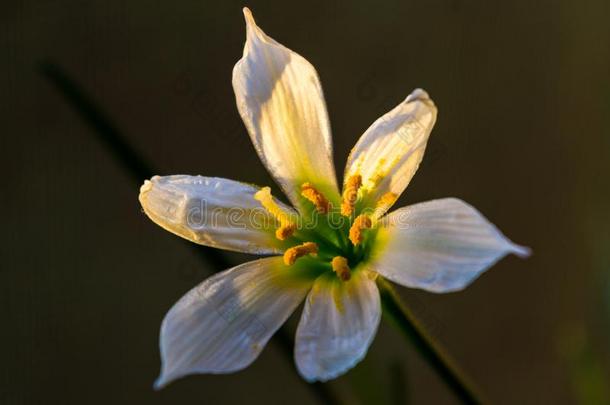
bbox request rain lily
[139,8,530,388]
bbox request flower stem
[376,278,484,405]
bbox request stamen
[283,242,318,266]
[275,224,296,241]
[349,214,372,245]
[301,183,330,214]
[375,192,397,213]
[331,256,351,281]
[341,174,362,216]
[254,187,295,240]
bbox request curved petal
[294,271,381,382]
[344,89,437,217]
[139,175,296,254]
[232,8,339,211]
[371,198,531,293]
[155,257,313,388]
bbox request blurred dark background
[2,0,609,404]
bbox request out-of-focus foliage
[558,231,610,405]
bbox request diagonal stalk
[377,278,484,404]
[39,61,341,405]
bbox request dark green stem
[377,278,484,405]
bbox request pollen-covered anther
[254,186,295,240]
[283,242,318,266]
[375,192,398,212]
[341,174,362,216]
[275,224,296,241]
[331,256,351,281]
[301,182,330,214]
[349,214,372,245]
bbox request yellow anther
[331,256,351,281]
[341,174,362,216]
[254,187,295,240]
[349,214,372,245]
[301,183,330,214]
[375,192,398,213]
[283,242,318,266]
[275,223,296,241]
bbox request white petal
[139,175,295,254]
[155,257,312,388]
[294,271,381,382]
[344,89,437,217]
[371,198,531,293]
[232,8,339,210]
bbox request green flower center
[256,178,387,281]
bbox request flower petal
[155,257,313,388]
[294,271,381,382]
[371,198,531,293]
[232,8,339,210]
[139,175,296,254]
[344,89,437,217]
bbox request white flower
[139,8,530,388]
